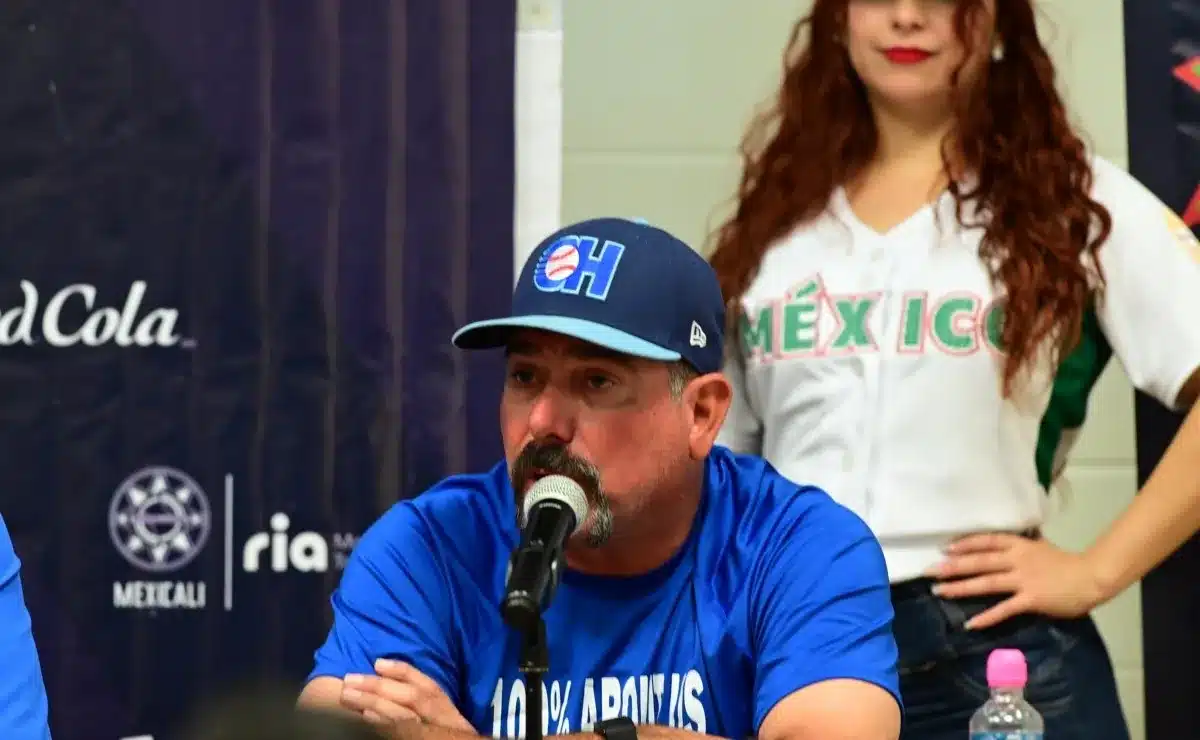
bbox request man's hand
[340,659,475,734]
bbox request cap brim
[451,315,681,362]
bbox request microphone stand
[502,546,560,740]
[504,497,580,740]
[520,614,548,740]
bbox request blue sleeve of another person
[749,492,901,730]
[308,504,461,702]
[0,515,52,740]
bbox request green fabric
[1034,306,1112,489]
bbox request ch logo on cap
[689,321,707,348]
[533,235,626,301]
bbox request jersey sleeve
[715,342,763,454]
[1090,160,1200,409]
[747,494,900,730]
[0,516,51,740]
[308,503,460,701]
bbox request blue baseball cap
[452,217,725,374]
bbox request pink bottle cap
[986,649,1028,688]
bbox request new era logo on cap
[451,217,726,374]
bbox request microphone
[501,475,589,632]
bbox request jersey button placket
[849,238,889,515]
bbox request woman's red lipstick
[884,47,933,64]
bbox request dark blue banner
[1125,0,1200,737]
[0,1,515,737]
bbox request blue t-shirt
[0,514,52,740]
[310,447,900,738]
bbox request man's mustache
[510,441,601,503]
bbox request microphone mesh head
[522,475,590,534]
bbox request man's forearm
[597,727,727,740]
[398,721,728,740]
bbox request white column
[514,0,564,281]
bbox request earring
[991,42,1004,62]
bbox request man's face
[501,330,697,546]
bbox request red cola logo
[0,281,182,347]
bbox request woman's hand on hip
[926,532,1107,630]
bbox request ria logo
[241,513,357,573]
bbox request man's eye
[585,374,615,391]
[509,369,536,385]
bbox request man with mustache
[300,218,902,740]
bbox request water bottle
[968,648,1044,739]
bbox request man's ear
[683,373,733,460]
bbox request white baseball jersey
[717,156,1200,583]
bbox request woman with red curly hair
[710,0,1200,737]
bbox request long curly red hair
[707,0,1112,395]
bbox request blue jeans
[892,579,1131,740]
